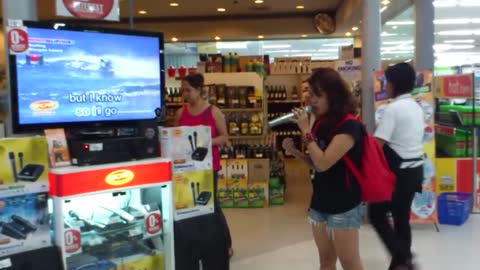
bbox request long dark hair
[307,68,358,139]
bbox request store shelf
[229,135,264,140]
[166,103,184,106]
[221,108,263,113]
[268,100,301,104]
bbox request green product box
[248,183,268,208]
[439,105,480,126]
[435,124,473,157]
[233,187,249,208]
[218,187,234,208]
[269,176,285,205]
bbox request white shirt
[374,94,424,168]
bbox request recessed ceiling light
[217,8,226,12]
[255,0,264,3]
[215,36,221,41]
[392,25,398,29]
[301,34,308,38]
[381,0,390,5]
[258,35,264,39]
[345,32,352,37]
[171,37,178,42]
[138,10,147,14]
[352,26,359,31]
[296,5,305,9]
[169,2,179,7]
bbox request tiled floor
[225,160,480,270]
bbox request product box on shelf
[227,159,249,208]
[217,160,233,208]
[159,126,213,173]
[0,192,50,257]
[173,169,214,220]
[0,137,49,196]
[248,183,268,208]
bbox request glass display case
[49,158,174,270]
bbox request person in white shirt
[369,63,424,270]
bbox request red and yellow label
[30,100,59,112]
[105,169,135,186]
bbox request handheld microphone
[268,106,312,128]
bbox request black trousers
[213,170,232,248]
[368,166,423,269]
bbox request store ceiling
[115,0,341,18]
[382,0,480,66]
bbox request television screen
[10,23,164,132]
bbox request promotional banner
[335,59,362,108]
[434,73,474,99]
[374,70,437,224]
[0,137,49,196]
[56,0,120,21]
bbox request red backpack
[337,114,396,203]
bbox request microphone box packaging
[159,126,213,173]
[217,160,234,208]
[159,126,214,220]
[0,137,49,195]
[0,192,51,257]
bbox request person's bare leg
[312,223,338,270]
[332,229,364,270]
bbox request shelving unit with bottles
[265,73,309,157]
[165,72,267,144]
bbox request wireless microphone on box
[8,152,44,182]
[189,131,208,161]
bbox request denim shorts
[309,204,365,230]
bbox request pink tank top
[179,105,221,171]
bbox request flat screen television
[9,21,165,133]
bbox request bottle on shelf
[291,86,299,100]
[217,85,226,108]
[209,86,218,105]
[231,53,239,73]
[228,114,240,136]
[240,114,250,136]
[223,53,231,73]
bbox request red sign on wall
[435,74,474,98]
[56,0,119,21]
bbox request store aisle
[225,160,480,269]
[224,159,313,261]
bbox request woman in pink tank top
[174,73,233,257]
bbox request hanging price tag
[6,19,28,55]
[144,210,163,237]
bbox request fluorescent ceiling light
[386,21,415,25]
[382,45,415,51]
[437,29,480,35]
[216,42,248,49]
[322,42,353,47]
[380,6,388,13]
[290,49,317,53]
[382,40,413,45]
[435,18,480,25]
[263,44,291,49]
[443,39,475,43]
[318,49,340,52]
[434,44,475,51]
[434,0,480,7]
[381,51,414,55]
[292,54,312,57]
[381,32,398,36]
[264,50,291,53]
